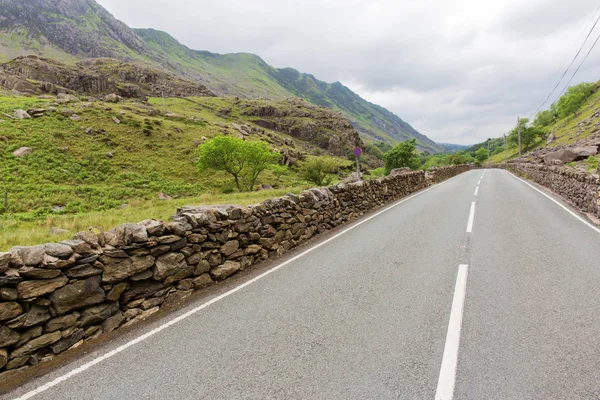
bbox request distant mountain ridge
[0,0,444,152]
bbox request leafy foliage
[474,148,488,166]
[508,118,544,151]
[556,82,595,118]
[300,157,339,186]
[196,136,279,192]
[383,139,421,174]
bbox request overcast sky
[97,0,600,145]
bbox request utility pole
[503,134,507,162]
[517,116,522,157]
[487,139,490,162]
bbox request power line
[529,5,600,118]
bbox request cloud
[97,0,600,145]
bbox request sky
[96,0,600,145]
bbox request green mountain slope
[0,0,442,152]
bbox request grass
[0,189,303,250]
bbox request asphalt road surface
[4,169,600,400]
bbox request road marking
[473,186,479,196]
[435,264,469,400]
[507,171,600,234]
[466,202,476,233]
[10,173,472,400]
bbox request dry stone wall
[499,162,600,219]
[0,165,469,374]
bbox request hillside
[0,0,443,152]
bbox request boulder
[14,109,31,119]
[12,147,33,157]
[49,276,106,315]
[209,261,241,281]
[104,94,121,103]
[17,276,69,299]
[153,252,187,280]
[543,146,599,164]
[56,93,78,104]
[100,255,155,283]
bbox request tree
[556,82,594,118]
[300,157,339,187]
[196,136,279,191]
[533,109,555,127]
[270,164,289,182]
[475,148,488,166]
[383,139,421,174]
[508,118,544,151]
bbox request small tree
[196,136,279,191]
[270,164,289,182]
[475,148,488,166]
[508,118,544,151]
[556,82,594,118]
[383,139,421,174]
[300,157,338,186]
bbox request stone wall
[499,163,600,219]
[0,165,470,374]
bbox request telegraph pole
[517,116,522,157]
[503,134,507,162]
[487,139,490,162]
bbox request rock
[0,287,17,301]
[44,314,79,333]
[14,245,46,266]
[546,133,556,144]
[49,227,69,236]
[153,252,186,280]
[106,152,114,158]
[23,305,51,328]
[0,252,11,272]
[194,260,211,276]
[18,267,62,279]
[543,146,599,164]
[256,184,274,191]
[56,93,78,104]
[112,117,120,124]
[0,326,20,347]
[109,223,149,246]
[162,290,193,309]
[244,244,262,255]
[209,261,241,281]
[102,311,125,333]
[70,114,81,122]
[65,264,102,279]
[121,280,163,303]
[100,255,155,283]
[220,240,240,256]
[131,270,153,281]
[104,94,121,103]
[6,355,28,370]
[79,302,119,327]
[44,243,74,259]
[12,147,32,157]
[0,350,7,370]
[163,265,194,285]
[14,109,31,119]
[10,331,62,359]
[105,282,128,302]
[17,276,68,299]
[14,326,42,348]
[49,276,106,315]
[192,273,214,289]
[158,192,173,200]
[50,329,85,354]
[140,297,164,311]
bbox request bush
[300,157,339,186]
[383,139,421,174]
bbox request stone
[112,117,120,124]
[44,243,73,259]
[256,184,274,191]
[100,255,155,283]
[192,273,214,289]
[546,133,556,144]
[0,349,7,369]
[56,93,78,103]
[14,326,42,348]
[162,290,193,309]
[130,269,154,281]
[105,282,128,302]
[44,314,79,333]
[244,244,262,255]
[0,326,19,347]
[70,114,81,122]
[187,234,207,244]
[176,279,194,291]
[208,253,222,267]
[209,261,241,281]
[0,287,17,301]
[18,267,62,279]
[10,331,62,359]
[140,297,164,310]
[6,355,28,370]
[121,280,163,303]
[65,264,102,279]
[14,109,31,119]
[143,220,165,236]
[104,94,121,103]
[23,305,51,328]
[50,329,85,354]
[0,252,11,272]
[220,240,240,256]
[194,260,211,276]
[158,192,173,200]
[49,276,106,315]
[111,223,149,245]
[153,252,186,280]
[163,265,194,285]
[102,311,125,333]
[79,302,119,327]
[543,147,599,164]
[15,245,46,266]
[17,276,68,299]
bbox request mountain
[438,143,471,153]
[0,0,443,152]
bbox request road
[4,169,600,400]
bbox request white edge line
[12,172,470,400]
[473,186,479,197]
[434,264,469,400]
[466,202,476,233]
[506,171,600,234]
